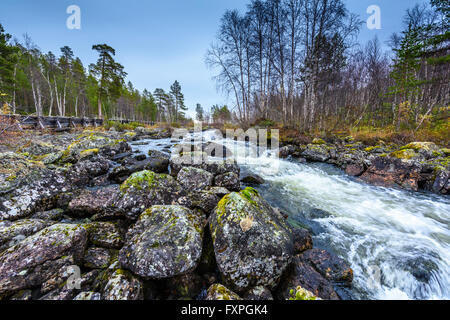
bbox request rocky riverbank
[279,137,449,195]
[0,127,352,300]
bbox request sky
[0,0,429,118]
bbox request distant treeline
[206,0,449,132]
[0,29,191,122]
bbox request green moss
[79,148,99,158]
[289,286,319,300]
[120,170,158,192]
[391,149,417,160]
[365,146,381,152]
[312,138,326,145]
[441,148,450,156]
[401,142,437,152]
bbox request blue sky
[0,0,428,117]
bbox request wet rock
[119,205,204,279]
[170,154,240,177]
[83,222,125,249]
[243,286,274,300]
[83,247,113,269]
[432,169,449,194]
[292,228,313,254]
[73,291,102,300]
[214,172,240,191]
[302,144,331,162]
[0,224,87,297]
[280,145,295,158]
[360,156,422,191]
[0,219,54,251]
[302,249,353,285]
[345,163,366,177]
[209,188,293,292]
[102,269,144,300]
[205,284,241,300]
[203,142,233,159]
[276,255,339,300]
[241,174,265,185]
[68,186,121,218]
[117,170,186,220]
[177,167,214,192]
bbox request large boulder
[68,186,121,218]
[209,187,293,293]
[214,172,241,191]
[360,156,422,191]
[119,205,204,279]
[301,144,331,162]
[0,224,87,297]
[301,249,353,285]
[170,153,240,177]
[0,219,54,251]
[83,222,125,249]
[102,269,144,300]
[276,255,339,300]
[116,170,187,220]
[177,167,214,192]
[0,153,69,220]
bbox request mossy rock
[390,149,419,160]
[288,286,320,300]
[312,138,326,145]
[205,284,241,300]
[401,142,439,152]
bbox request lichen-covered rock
[170,153,240,177]
[241,174,265,185]
[109,156,169,183]
[243,286,274,300]
[59,132,129,164]
[31,209,64,221]
[302,144,331,162]
[214,172,240,191]
[209,187,293,292]
[187,190,221,215]
[432,169,449,194]
[205,284,241,300]
[73,291,102,300]
[277,255,339,300]
[102,269,144,300]
[177,167,214,192]
[68,186,121,218]
[119,205,204,279]
[83,247,114,269]
[302,249,353,285]
[0,153,69,220]
[65,156,110,187]
[117,170,187,220]
[0,219,54,251]
[83,222,125,249]
[360,156,422,191]
[0,224,87,297]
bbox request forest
[205,0,449,139]
[0,0,449,140]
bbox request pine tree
[0,24,18,105]
[90,44,127,118]
[169,80,187,122]
[195,103,204,121]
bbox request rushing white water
[133,131,450,300]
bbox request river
[131,130,450,300]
